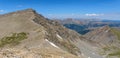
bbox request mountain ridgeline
[0,9,83,58]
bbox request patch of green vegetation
[100,28,120,58]
[108,51,120,57]
[100,46,111,55]
[107,49,120,58]
[0,32,28,47]
[111,28,120,40]
[101,46,120,58]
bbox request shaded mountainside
[55,19,120,35]
[54,19,90,35]
[0,9,84,58]
[63,24,90,35]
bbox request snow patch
[56,34,63,40]
[105,29,110,32]
[105,30,109,32]
[45,39,59,48]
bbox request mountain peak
[0,8,37,17]
[17,8,36,13]
[23,8,35,11]
[102,25,110,29]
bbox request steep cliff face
[0,9,83,58]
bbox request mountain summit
[0,9,83,58]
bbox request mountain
[54,19,120,35]
[1,9,120,58]
[84,26,120,58]
[54,19,106,58]
[85,26,119,45]
[54,18,120,58]
[54,18,84,25]
[0,9,84,58]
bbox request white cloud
[85,13,104,16]
[0,10,5,12]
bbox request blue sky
[0,0,120,20]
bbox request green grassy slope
[0,32,28,47]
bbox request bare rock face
[0,9,83,58]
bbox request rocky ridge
[0,9,83,58]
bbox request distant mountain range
[54,18,120,35]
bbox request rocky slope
[57,18,120,58]
[84,26,120,58]
[0,9,84,58]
